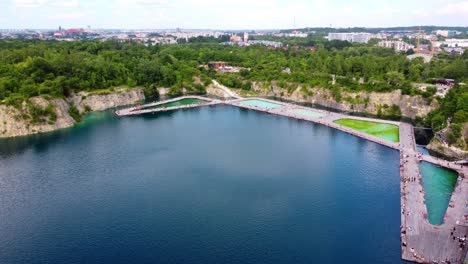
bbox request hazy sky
[1,0,468,29]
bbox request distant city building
[435,30,458,37]
[221,40,282,48]
[327,32,372,43]
[443,47,465,55]
[288,31,308,38]
[166,31,225,39]
[243,32,249,43]
[378,41,414,52]
[230,34,243,43]
[208,61,228,71]
[66,28,84,34]
[443,38,468,48]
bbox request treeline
[426,85,468,142]
[0,39,467,132]
[205,43,467,96]
[0,40,205,103]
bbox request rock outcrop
[0,97,74,138]
[426,123,468,160]
[70,88,145,112]
[0,88,145,138]
[250,82,437,119]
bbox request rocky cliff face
[206,84,232,98]
[0,88,145,138]
[426,123,468,160]
[70,88,145,112]
[0,97,74,138]
[251,82,437,119]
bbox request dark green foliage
[27,102,56,124]
[143,84,160,99]
[68,105,82,123]
[1,39,466,104]
[0,40,203,102]
[426,85,468,132]
[242,81,252,90]
[446,123,462,145]
[388,104,402,119]
[0,39,466,135]
[84,105,92,112]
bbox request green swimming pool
[287,108,326,119]
[140,98,208,111]
[238,99,283,110]
[420,162,458,225]
[333,119,400,142]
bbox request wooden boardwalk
[116,95,468,263]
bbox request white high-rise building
[435,30,458,37]
[378,41,414,52]
[327,32,372,43]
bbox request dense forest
[0,39,466,133]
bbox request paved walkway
[116,95,468,263]
[399,123,468,263]
[212,80,242,99]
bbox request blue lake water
[0,105,404,264]
[417,146,430,155]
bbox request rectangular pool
[140,98,209,111]
[238,99,283,110]
[287,108,326,119]
[333,118,400,143]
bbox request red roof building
[66,28,84,34]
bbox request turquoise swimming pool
[420,162,458,225]
[238,99,283,109]
[287,108,326,119]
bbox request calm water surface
[420,162,458,225]
[0,106,404,264]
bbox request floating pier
[116,95,467,263]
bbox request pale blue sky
[1,0,467,29]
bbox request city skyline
[1,0,468,30]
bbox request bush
[45,103,57,122]
[242,81,252,90]
[143,84,160,99]
[68,105,82,123]
[84,105,92,112]
[28,102,56,124]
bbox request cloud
[116,0,169,6]
[411,8,431,18]
[14,0,79,8]
[51,0,80,8]
[436,1,468,15]
[14,0,49,8]
[49,11,88,19]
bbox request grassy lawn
[333,118,400,142]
